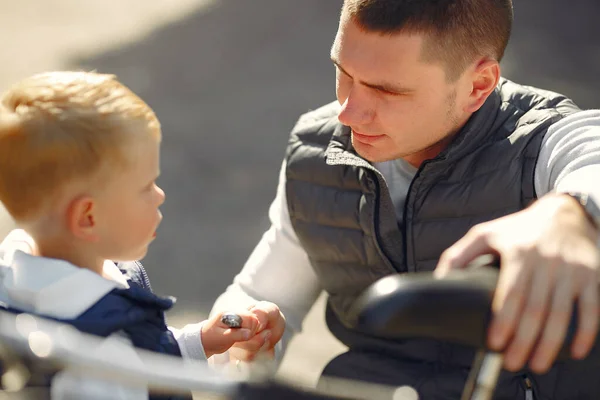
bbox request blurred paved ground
[0,0,598,391]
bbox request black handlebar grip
[346,255,594,362]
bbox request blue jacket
[68,261,182,358]
[0,250,190,400]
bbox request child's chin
[135,248,150,260]
[123,246,150,262]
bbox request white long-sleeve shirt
[211,109,600,361]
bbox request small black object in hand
[221,313,243,328]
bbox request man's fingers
[572,281,599,359]
[435,225,493,276]
[503,262,553,371]
[230,330,272,361]
[249,302,286,338]
[528,272,575,373]
[229,346,252,362]
[488,257,531,351]
[233,330,272,352]
[248,306,271,332]
[229,346,275,363]
[570,247,600,359]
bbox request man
[212,0,600,398]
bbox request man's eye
[379,88,402,97]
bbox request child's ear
[464,58,500,113]
[66,196,100,242]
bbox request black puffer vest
[286,79,596,399]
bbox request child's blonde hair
[0,71,161,223]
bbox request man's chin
[353,140,422,164]
[353,144,395,163]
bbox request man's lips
[352,129,385,144]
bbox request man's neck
[402,134,456,168]
[402,112,473,168]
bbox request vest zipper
[402,159,431,272]
[524,376,534,400]
[327,143,421,274]
[370,169,401,273]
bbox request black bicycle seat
[347,255,587,361]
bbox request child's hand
[229,301,286,362]
[201,311,259,358]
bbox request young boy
[0,71,283,398]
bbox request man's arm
[210,160,323,362]
[535,110,600,202]
[437,109,600,373]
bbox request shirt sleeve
[169,322,207,361]
[209,160,323,363]
[535,110,600,202]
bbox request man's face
[331,16,472,166]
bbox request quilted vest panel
[286,79,590,399]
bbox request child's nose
[156,185,166,206]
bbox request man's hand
[228,301,286,362]
[435,193,600,373]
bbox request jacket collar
[0,249,129,320]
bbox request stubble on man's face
[357,88,464,165]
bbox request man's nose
[337,90,374,127]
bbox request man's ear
[66,195,100,242]
[464,59,501,113]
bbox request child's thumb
[225,328,252,343]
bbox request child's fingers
[217,311,259,332]
[222,328,253,343]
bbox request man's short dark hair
[343,0,513,81]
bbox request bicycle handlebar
[347,255,588,362]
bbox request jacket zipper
[524,376,534,400]
[136,260,153,292]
